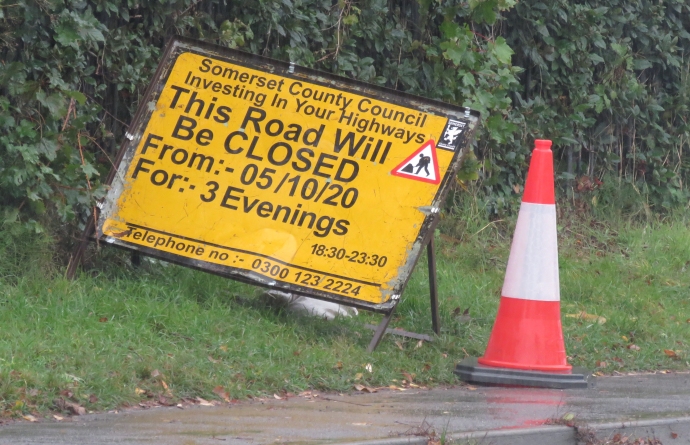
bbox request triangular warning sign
[391,140,441,184]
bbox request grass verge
[0,206,689,418]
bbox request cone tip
[534,139,552,151]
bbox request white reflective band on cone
[501,202,560,302]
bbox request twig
[471,30,492,42]
[473,220,504,236]
[315,51,336,63]
[81,134,117,171]
[178,0,203,17]
[76,131,99,247]
[263,23,272,56]
[62,98,76,131]
[334,8,344,59]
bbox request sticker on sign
[98,37,479,311]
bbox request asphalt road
[1,372,689,445]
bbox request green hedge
[1,0,688,235]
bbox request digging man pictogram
[414,153,431,176]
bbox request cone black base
[454,358,591,389]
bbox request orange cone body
[477,139,571,372]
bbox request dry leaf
[196,397,213,406]
[596,360,608,368]
[664,349,679,358]
[628,344,641,351]
[151,369,161,378]
[273,394,283,400]
[135,388,146,395]
[213,386,231,402]
[365,363,373,373]
[22,414,38,422]
[353,384,377,393]
[402,371,415,383]
[160,380,172,397]
[671,432,678,439]
[621,335,629,341]
[354,373,363,381]
[395,341,404,350]
[98,317,108,322]
[334,361,343,370]
[466,385,477,391]
[351,422,370,426]
[219,345,228,352]
[53,415,64,421]
[415,340,424,349]
[66,401,86,415]
[207,355,220,364]
[88,394,98,404]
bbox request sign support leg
[366,236,441,351]
[66,214,96,280]
[366,310,394,353]
[427,235,441,335]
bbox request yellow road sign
[98,37,479,311]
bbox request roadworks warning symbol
[391,140,440,184]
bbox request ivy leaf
[491,37,514,64]
[633,59,652,70]
[440,21,462,40]
[81,162,100,179]
[589,54,605,65]
[469,0,498,25]
[65,91,87,106]
[36,92,67,117]
[54,21,81,46]
[342,14,358,26]
[443,46,466,66]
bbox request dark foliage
[0,0,688,236]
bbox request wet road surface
[1,372,689,444]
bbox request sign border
[95,36,481,313]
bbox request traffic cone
[455,139,590,389]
